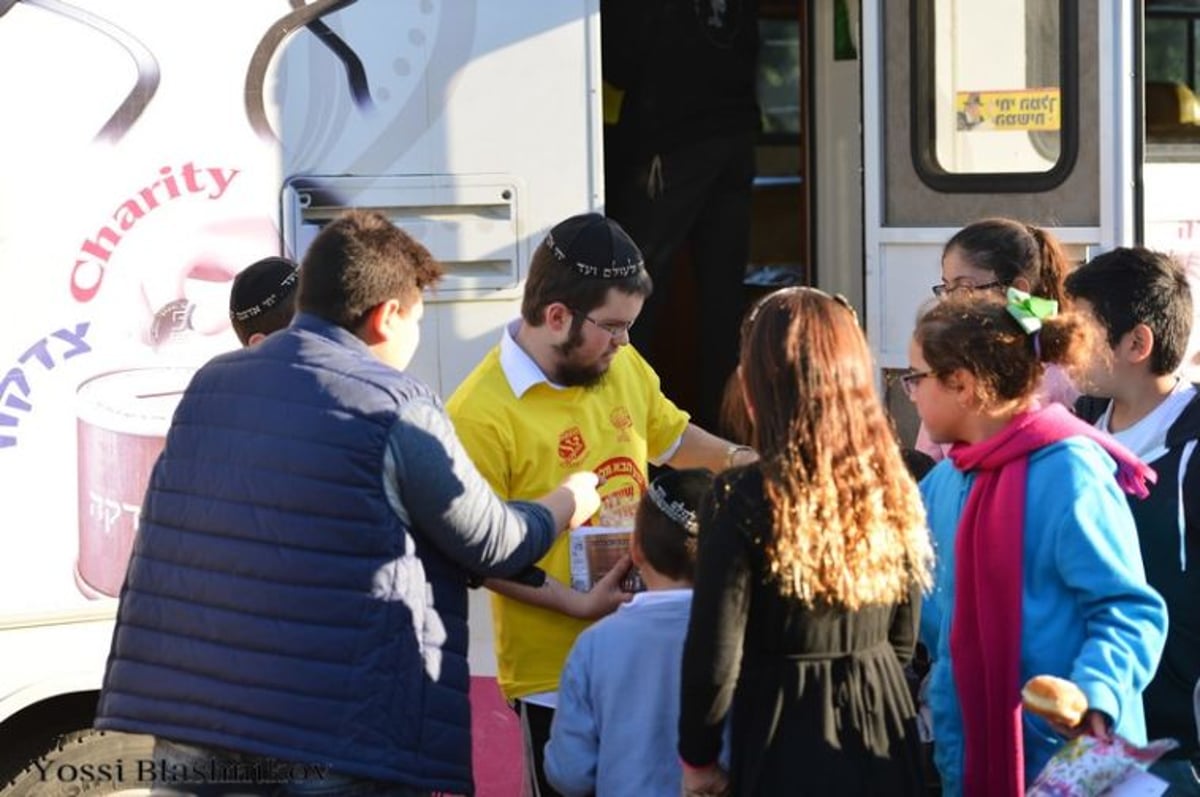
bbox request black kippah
[645,468,714,537]
[230,257,299,322]
[543,213,645,279]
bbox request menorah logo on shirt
[609,406,633,442]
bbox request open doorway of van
[598,0,812,437]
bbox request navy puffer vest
[96,315,477,794]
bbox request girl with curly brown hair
[911,291,1166,796]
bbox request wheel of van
[1,729,154,796]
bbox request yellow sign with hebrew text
[956,88,1061,132]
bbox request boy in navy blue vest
[1067,247,1200,791]
[97,211,602,796]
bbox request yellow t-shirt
[447,342,689,700]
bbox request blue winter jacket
[919,437,1167,795]
[95,314,557,795]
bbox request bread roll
[1021,675,1087,728]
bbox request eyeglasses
[898,370,931,399]
[579,313,635,339]
[931,280,1004,297]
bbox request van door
[860,1,1133,442]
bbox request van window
[1145,3,1200,144]
[1146,2,1200,89]
[912,0,1078,191]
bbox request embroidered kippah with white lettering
[543,213,645,280]
[230,256,300,322]
[645,468,715,537]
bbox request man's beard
[553,358,608,389]
[552,326,610,389]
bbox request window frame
[909,0,1080,193]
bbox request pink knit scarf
[947,404,1153,797]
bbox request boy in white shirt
[1067,247,1200,792]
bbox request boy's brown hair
[298,210,442,331]
[1064,247,1193,376]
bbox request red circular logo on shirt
[557,426,588,466]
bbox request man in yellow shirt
[447,213,755,796]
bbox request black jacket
[1076,387,1200,757]
[601,0,761,161]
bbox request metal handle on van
[245,0,371,141]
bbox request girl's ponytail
[1026,223,1071,307]
[1033,313,1090,371]
[915,293,1094,408]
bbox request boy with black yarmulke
[229,256,300,345]
[545,468,717,797]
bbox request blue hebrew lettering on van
[53,325,92,360]
[0,323,92,449]
[19,338,53,369]
[0,368,31,449]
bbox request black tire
[2,728,154,796]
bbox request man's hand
[559,471,601,529]
[566,554,634,620]
[539,472,602,532]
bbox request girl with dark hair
[918,218,1080,461]
[936,217,1070,305]
[909,290,1167,796]
[678,287,933,796]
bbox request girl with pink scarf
[907,291,1167,796]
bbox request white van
[2,1,1198,793]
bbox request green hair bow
[1005,287,1057,334]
